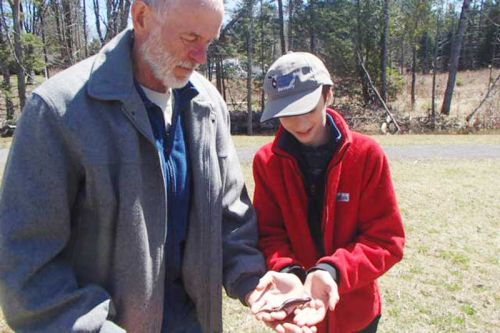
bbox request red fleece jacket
[253,109,405,333]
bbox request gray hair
[140,0,224,15]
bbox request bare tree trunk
[61,0,75,65]
[120,0,132,32]
[441,0,471,115]
[411,46,416,112]
[73,2,82,60]
[0,16,15,120]
[309,0,317,53]
[10,0,26,112]
[50,0,66,62]
[355,0,370,104]
[260,0,265,112]
[215,58,223,93]
[423,32,430,74]
[431,14,441,130]
[277,0,286,55]
[489,25,499,89]
[36,3,50,78]
[106,0,114,40]
[380,0,389,102]
[93,0,105,45]
[105,0,131,41]
[287,0,294,51]
[83,0,88,57]
[246,0,254,135]
[221,68,227,101]
[399,38,404,74]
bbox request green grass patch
[231,135,273,149]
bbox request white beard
[140,27,198,89]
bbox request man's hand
[293,270,339,327]
[246,271,318,332]
[247,271,305,319]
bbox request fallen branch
[356,52,401,133]
[466,73,500,123]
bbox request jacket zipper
[203,112,213,329]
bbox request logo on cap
[269,72,298,92]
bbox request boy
[252,52,405,333]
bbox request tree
[400,0,433,112]
[105,0,131,41]
[246,0,255,135]
[61,0,75,65]
[83,0,88,57]
[93,0,104,45]
[381,0,390,102]
[441,0,472,115]
[36,1,50,78]
[277,0,286,54]
[287,0,294,50]
[0,10,15,120]
[9,0,26,111]
[431,5,443,128]
[22,32,45,84]
[309,0,317,52]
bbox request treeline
[0,0,130,121]
[1,0,499,131]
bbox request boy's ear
[326,86,334,105]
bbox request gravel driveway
[1,143,500,173]
[235,143,500,164]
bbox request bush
[22,33,46,74]
[387,67,405,99]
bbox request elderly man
[0,0,302,332]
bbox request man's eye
[182,35,197,42]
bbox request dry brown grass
[390,68,500,125]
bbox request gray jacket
[0,29,266,332]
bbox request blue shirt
[136,82,202,333]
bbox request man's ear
[131,0,153,37]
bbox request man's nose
[188,45,208,65]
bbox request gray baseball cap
[261,52,333,122]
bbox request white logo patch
[336,192,350,202]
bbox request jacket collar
[272,108,352,166]
[87,29,137,104]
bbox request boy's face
[279,92,330,147]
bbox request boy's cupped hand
[247,270,339,332]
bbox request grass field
[391,69,500,123]
[226,135,500,333]
[0,135,499,332]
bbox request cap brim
[261,86,323,123]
